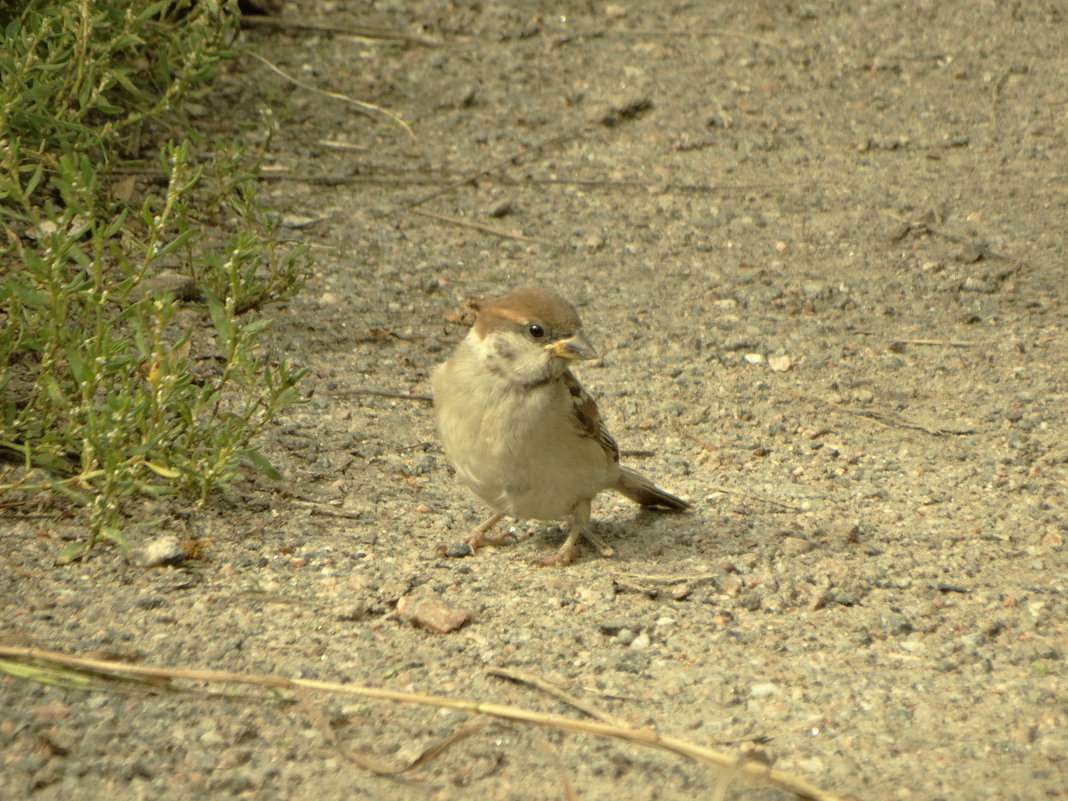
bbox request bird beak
[549,332,598,361]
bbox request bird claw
[438,529,518,558]
[470,530,518,548]
[535,543,577,568]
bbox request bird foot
[536,542,577,567]
[439,513,513,558]
[466,529,518,549]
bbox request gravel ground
[3,2,1067,800]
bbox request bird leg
[465,512,514,549]
[538,498,591,567]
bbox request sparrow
[431,286,690,566]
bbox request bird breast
[432,343,616,520]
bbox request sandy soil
[3,2,1066,800]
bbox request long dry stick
[240,16,442,47]
[834,406,976,436]
[0,645,851,801]
[407,208,557,246]
[248,52,416,139]
[486,666,629,728]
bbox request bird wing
[562,369,620,462]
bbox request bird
[431,285,690,566]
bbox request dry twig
[240,16,442,47]
[707,484,804,512]
[407,208,557,246]
[0,645,852,801]
[487,666,629,727]
[248,52,415,139]
[287,499,367,520]
[617,570,719,587]
[297,687,499,776]
[888,338,977,347]
[835,407,976,436]
[672,419,718,452]
[856,332,978,347]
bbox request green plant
[0,0,311,559]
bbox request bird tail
[615,466,690,511]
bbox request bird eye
[527,323,545,339]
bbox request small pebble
[488,200,516,218]
[598,620,637,636]
[826,520,861,543]
[443,541,475,558]
[397,594,472,634]
[629,630,650,650]
[768,354,793,372]
[750,682,780,698]
[780,536,815,556]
